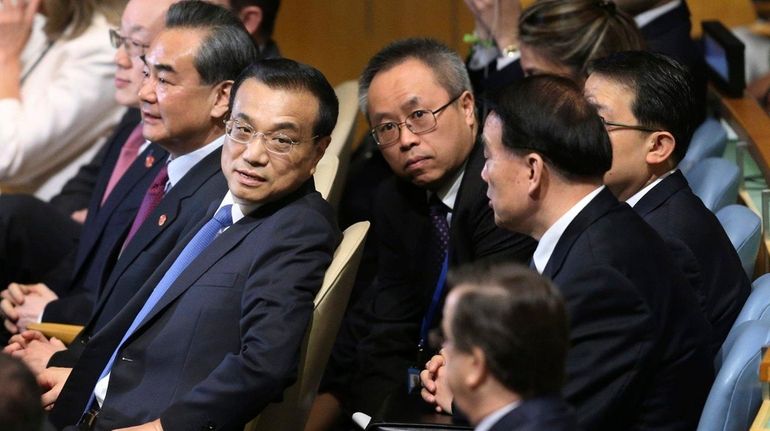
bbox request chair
[683,157,741,212]
[325,80,360,209]
[698,320,770,431]
[314,153,340,202]
[246,221,370,431]
[716,205,762,277]
[679,118,728,174]
[716,275,770,370]
[26,322,83,345]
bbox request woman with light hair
[0,0,127,197]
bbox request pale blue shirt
[166,134,224,190]
[532,186,605,274]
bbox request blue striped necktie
[88,204,234,410]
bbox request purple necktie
[101,125,145,206]
[427,194,450,284]
[122,163,168,249]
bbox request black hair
[230,0,281,38]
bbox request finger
[8,283,27,304]
[4,318,18,334]
[21,330,46,342]
[1,300,18,320]
[41,388,58,407]
[421,387,436,403]
[3,341,22,353]
[50,337,65,349]
[24,0,41,23]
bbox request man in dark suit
[434,263,577,431]
[38,54,341,431]
[585,50,750,354]
[423,75,713,430]
[313,39,536,426]
[2,1,259,373]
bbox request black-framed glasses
[370,93,464,148]
[224,119,317,155]
[600,116,661,133]
[109,28,150,58]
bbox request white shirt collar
[474,401,521,431]
[626,169,676,207]
[634,0,681,28]
[428,162,466,225]
[166,135,224,189]
[533,186,605,273]
[216,190,261,225]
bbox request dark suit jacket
[487,396,578,431]
[544,188,713,430]
[640,1,707,124]
[633,170,750,354]
[40,139,168,322]
[43,148,228,326]
[340,140,537,413]
[49,180,341,431]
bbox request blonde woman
[0,0,127,197]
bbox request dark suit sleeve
[557,264,654,430]
[159,207,340,431]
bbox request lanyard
[417,253,449,353]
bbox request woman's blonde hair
[43,0,126,40]
[519,0,645,79]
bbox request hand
[0,0,41,62]
[37,366,71,410]
[1,283,57,333]
[420,352,454,414]
[464,0,521,49]
[114,419,164,430]
[7,331,66,375]
[70,208,88,224]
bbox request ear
[308,136,331,175]
[237,6,263,38]
[210,80,233,120]
[645,131,676,167]
[465,346,488,390]
[526,152,546,197]
[459,90,476,129]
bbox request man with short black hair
[585,50,750,354]
[423,75,713,430]
[441,263,577,431]
[0,354,43,431]
[41,56,341,431]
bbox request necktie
[121,163,169,249]
[89,204,233,411]
[101,125,145,206]
[427,194,450,284]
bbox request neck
[467,390,520,426]
[529,180,601,240]
[163,124,224,158]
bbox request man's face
[481,114,533,232]
[138,28,225,153]
[584,74,650,201]
[366,59,475,190]
[113,0,172,106]
[221,79,329,206]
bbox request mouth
[235,169,267,186]
[405,155,430,171]
[114,77,131,89]
[141,110,161,123]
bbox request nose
[397,123,419,150]
[481,161,489,183]
[138,73,155,104]
[114,44,131,69]
[240,136,270,166]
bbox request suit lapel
[542,188,619,278]
[632,170,688,217]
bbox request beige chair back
[313,153,339,202]
[246,221,370,431]
[325,80,360,208]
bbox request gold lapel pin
[145,154,155,168]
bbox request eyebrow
[152,63,176,74]
[232,114,301,133]
[371,96,423,125]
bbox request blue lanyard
[418,253,449,352]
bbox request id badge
[407,366,421,393]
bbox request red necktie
[101,125,145,206]
[121,164,168,249]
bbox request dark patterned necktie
[122,163,168,249]
[427,194,450,284]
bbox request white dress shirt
[474,401,522,431]
[635,0,681,28]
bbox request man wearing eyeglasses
[3,1,251,374]
[313,38,536,424]
[584,50,750,355]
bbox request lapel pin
[145,154,155,168]
[158,214,167,226]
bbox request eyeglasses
[109,28,150,58]
[224,119,317,155]
[600,117,661,133]
[370,93,463,148]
